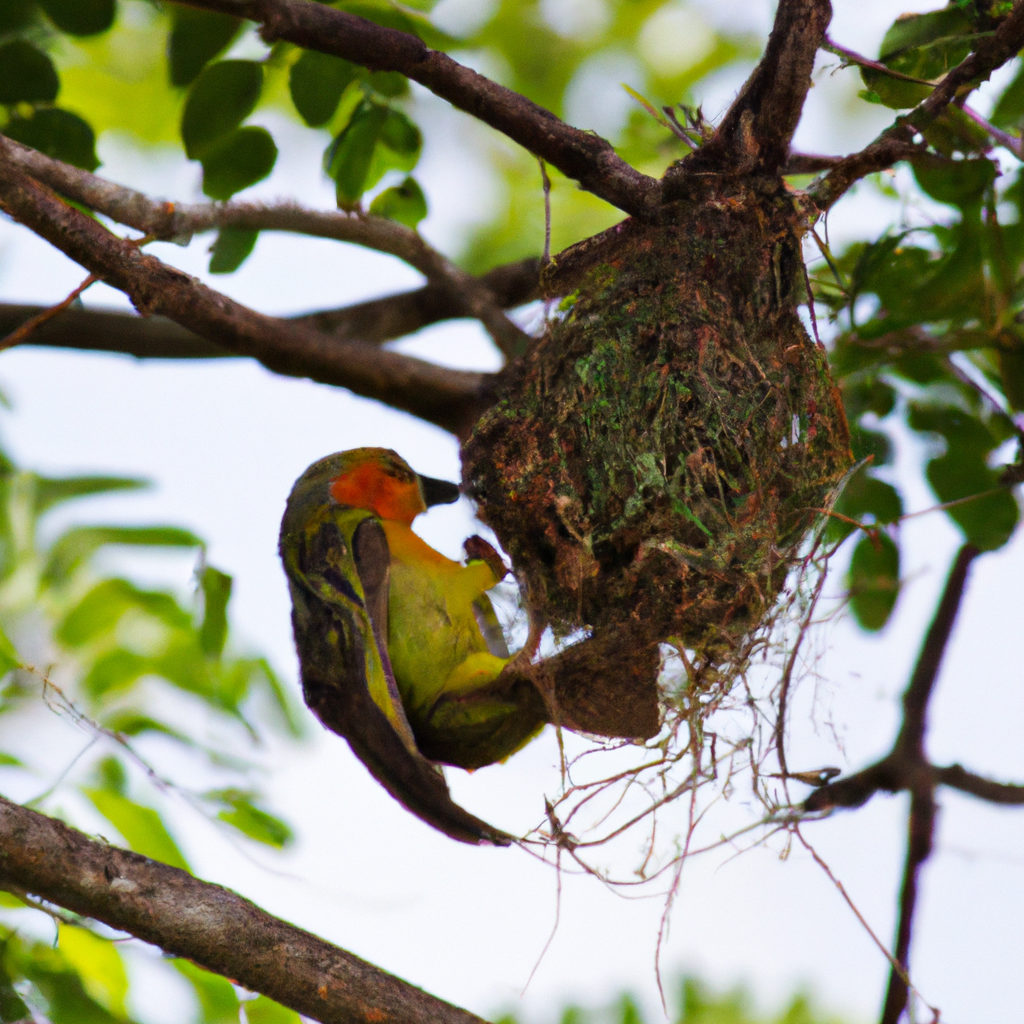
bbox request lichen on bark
[463,175,851,731]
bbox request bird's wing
[351,517,419,754]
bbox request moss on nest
[463,178,851,674]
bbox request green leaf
[378,106,421,158]
[206,789,292,848]
[3,108,99,171]
[842,377,896,420]
[828,468,903,543]
[335,0,458,49]
[0,40,59,103]
[289,49,360,127]
[364,70,408,98]
[999,347,1024,412]
[82,648,151,698]
[174,960,240,1024]
[12,936,125,1024]
[201,125,277,200]
[908,403,1020,551]
[199,565,232,656]
[93,756,127,795]
[879,8,973,60]
[57,926,128,1017]
[849,425,891,465]
[168,7,244,87]
[38,0,114,35]
[848,532,900,632]
[244,994,302,1024]
[0,623,21,677]
[57,578,191,647]
[209,227,259,274]
[101,711,192,744]
[34,474,149,517]
[992,62,1024,128]
[912,155,997,207]
[44,525,202,584]
[0,752,24,767]
[84,789,191,871]
[326,100,387,206]
[369,175,427,228]
[181,59,263,160]
[0,953,30,1023]
[922,105,991,157]
[0,0,37,32]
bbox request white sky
[0,1,1022,1022]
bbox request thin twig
[812,0,1024,210]
[0,273,98,351]
[793,827,941,1021]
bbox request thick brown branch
[812,0,1024,209]
[0,155,490,435]
[935,764,1024,804]
[173,0,658,217]
[1,137,529,358]
[0,258,541,360]
[880,785,936,1024]
[0,796,485,1024]
[672,0,832,178]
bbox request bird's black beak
[419,474,461,508]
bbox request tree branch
[173,0,658,217]
[0,796,486,1024]
[895,544,979,759]
[0,154,490,436]
[0,260,542,359]
[1,137,530,359]
[670,0,832,179]
[935,764,1024,804]
[880,784,936,1024]
[811,0,1024,210]
[805,545,980,814]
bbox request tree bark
[0,796,487,1024]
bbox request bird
[279,447,546,845]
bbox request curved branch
[936,764,1024,804]
[1,138,529,359]
[0,153,490,436]
[811,0,1024,210]
[175,0,658,217]
[670,0,832,179]
[0,796,485,1024]
[0,258,543,360]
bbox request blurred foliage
[497,981,850,1024]
[0,429,302,1021]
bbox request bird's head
[325,448,460,525]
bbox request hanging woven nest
[463,177,851,723]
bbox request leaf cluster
[0,431,302,1020]
[809,8,1024,632]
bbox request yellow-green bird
[279,448,546,845]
